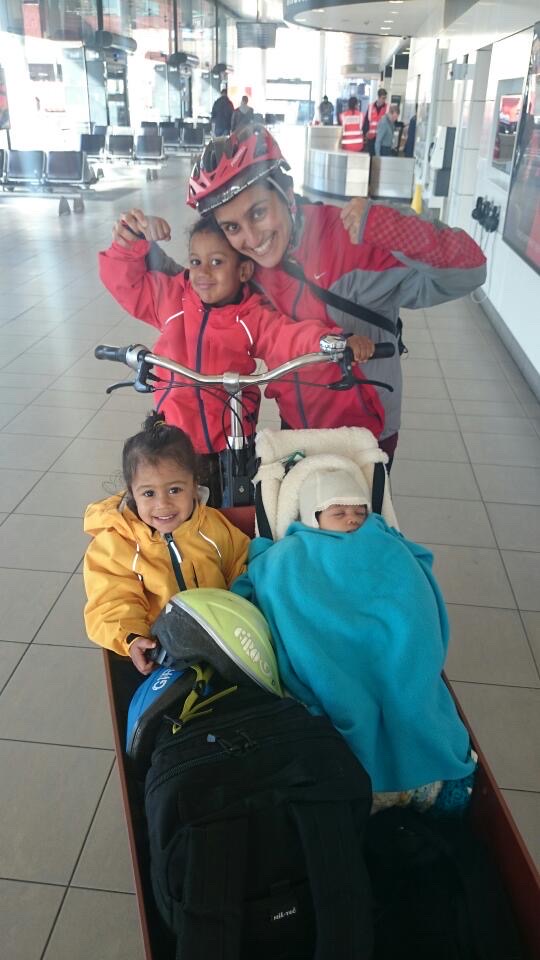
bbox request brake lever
[106,380,136,394]
[332,347,393,392]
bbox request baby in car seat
[233,464,476,812]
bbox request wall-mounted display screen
[502,23,540,275]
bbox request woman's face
[214,183,293,269]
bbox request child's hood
[83,493,146,540]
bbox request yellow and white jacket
[83,494,249,656]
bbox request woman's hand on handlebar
[340,197,369,243]
[112,209,172,248]
[346,334,376,363]
[128,635,157,675]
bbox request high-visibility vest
[367,101,388,140]
[340,110,364,151]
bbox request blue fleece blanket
[232,514,473,792]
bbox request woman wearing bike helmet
[162,125,487,464]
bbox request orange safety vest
[340,110,364,151]
[367,101,388,140]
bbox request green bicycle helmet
[151,588,283,697]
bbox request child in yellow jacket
[83,412,249,674]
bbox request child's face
[188,229,253,305]
[317,503,368,533]
[131,456,197,534]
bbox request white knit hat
[299,468,371,528]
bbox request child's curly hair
[122,412,199,509]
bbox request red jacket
[253,203,487,439]
[99,239,385,452]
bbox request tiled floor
[1,159,540,958]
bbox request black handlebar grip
[372,342,396,359]
[94,344,130,364]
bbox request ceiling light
[384,20,394,23]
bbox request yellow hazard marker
[411,182,423,215]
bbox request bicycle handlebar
[94,337,395,393]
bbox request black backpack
[144,678,373,960]
[365,806,524,960]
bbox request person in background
[231,95,255,133]
[211,86,234,137]
[363,87,388,156]
[318,95,334,126]
[375,104,400,157]
[340,96,364,152]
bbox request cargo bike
[93,336,540,959]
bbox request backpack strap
[290,800,373,959]
[255,480,274,540]
[176,817,249,960]
[371,461,386,516]
[282,259,397,336]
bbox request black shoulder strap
[177,817,249,959]
[282,259,397,336]
[164,533,187,591]
[290,800,373,959]
[371,461,386,516]
[255,481,274,541]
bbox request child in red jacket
[99,213,384,502]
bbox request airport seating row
[0,149,96,190]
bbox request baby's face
[317,503,368,533]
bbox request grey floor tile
[73,765,135,893]
[0,467,42,512]
[456,414,537,436]
[439,359,505,380]
[0,740,113,883]
[390,459,481,500]
[34,575,92,648]
[433,339,496,359]
[0,433,70,470]
[15,471,112,518]
[0,385,48,405]
[397,429,468,462]
[0,514,87,572]
[451,399,527,418]
[425,299,477,318]
[427,544,515,607]
[501,791,540,869]
[510,380,539,404]
[400,411,459,431]
[2,354,76,377]
[501,551,540,610]
[401,396,455,415]
[30,389,106,410]
[51,374,121,395]
[401,377,449,399]
[0,568,69,643]
[0,879,65,960]
[404,342,437,360]
[446,605,540,686]
[462,432,540,467]
[43,888,144,960]
[0,644,112,747]
[485,503,540,551]
[445,378,517,401]
[0,403,25,428]
[451,682,540,791]
[401,358,443,378]
[49,437,123,476]
[399,328,432,344]
[473,464,540,505]
[394,496,495,547]
[79,408,148,441]
[0,639,26,692]
[521,612,540,673]
[4,405,96,438]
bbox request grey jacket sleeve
[145,242,184,276]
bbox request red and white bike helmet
[187,124,292,215]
